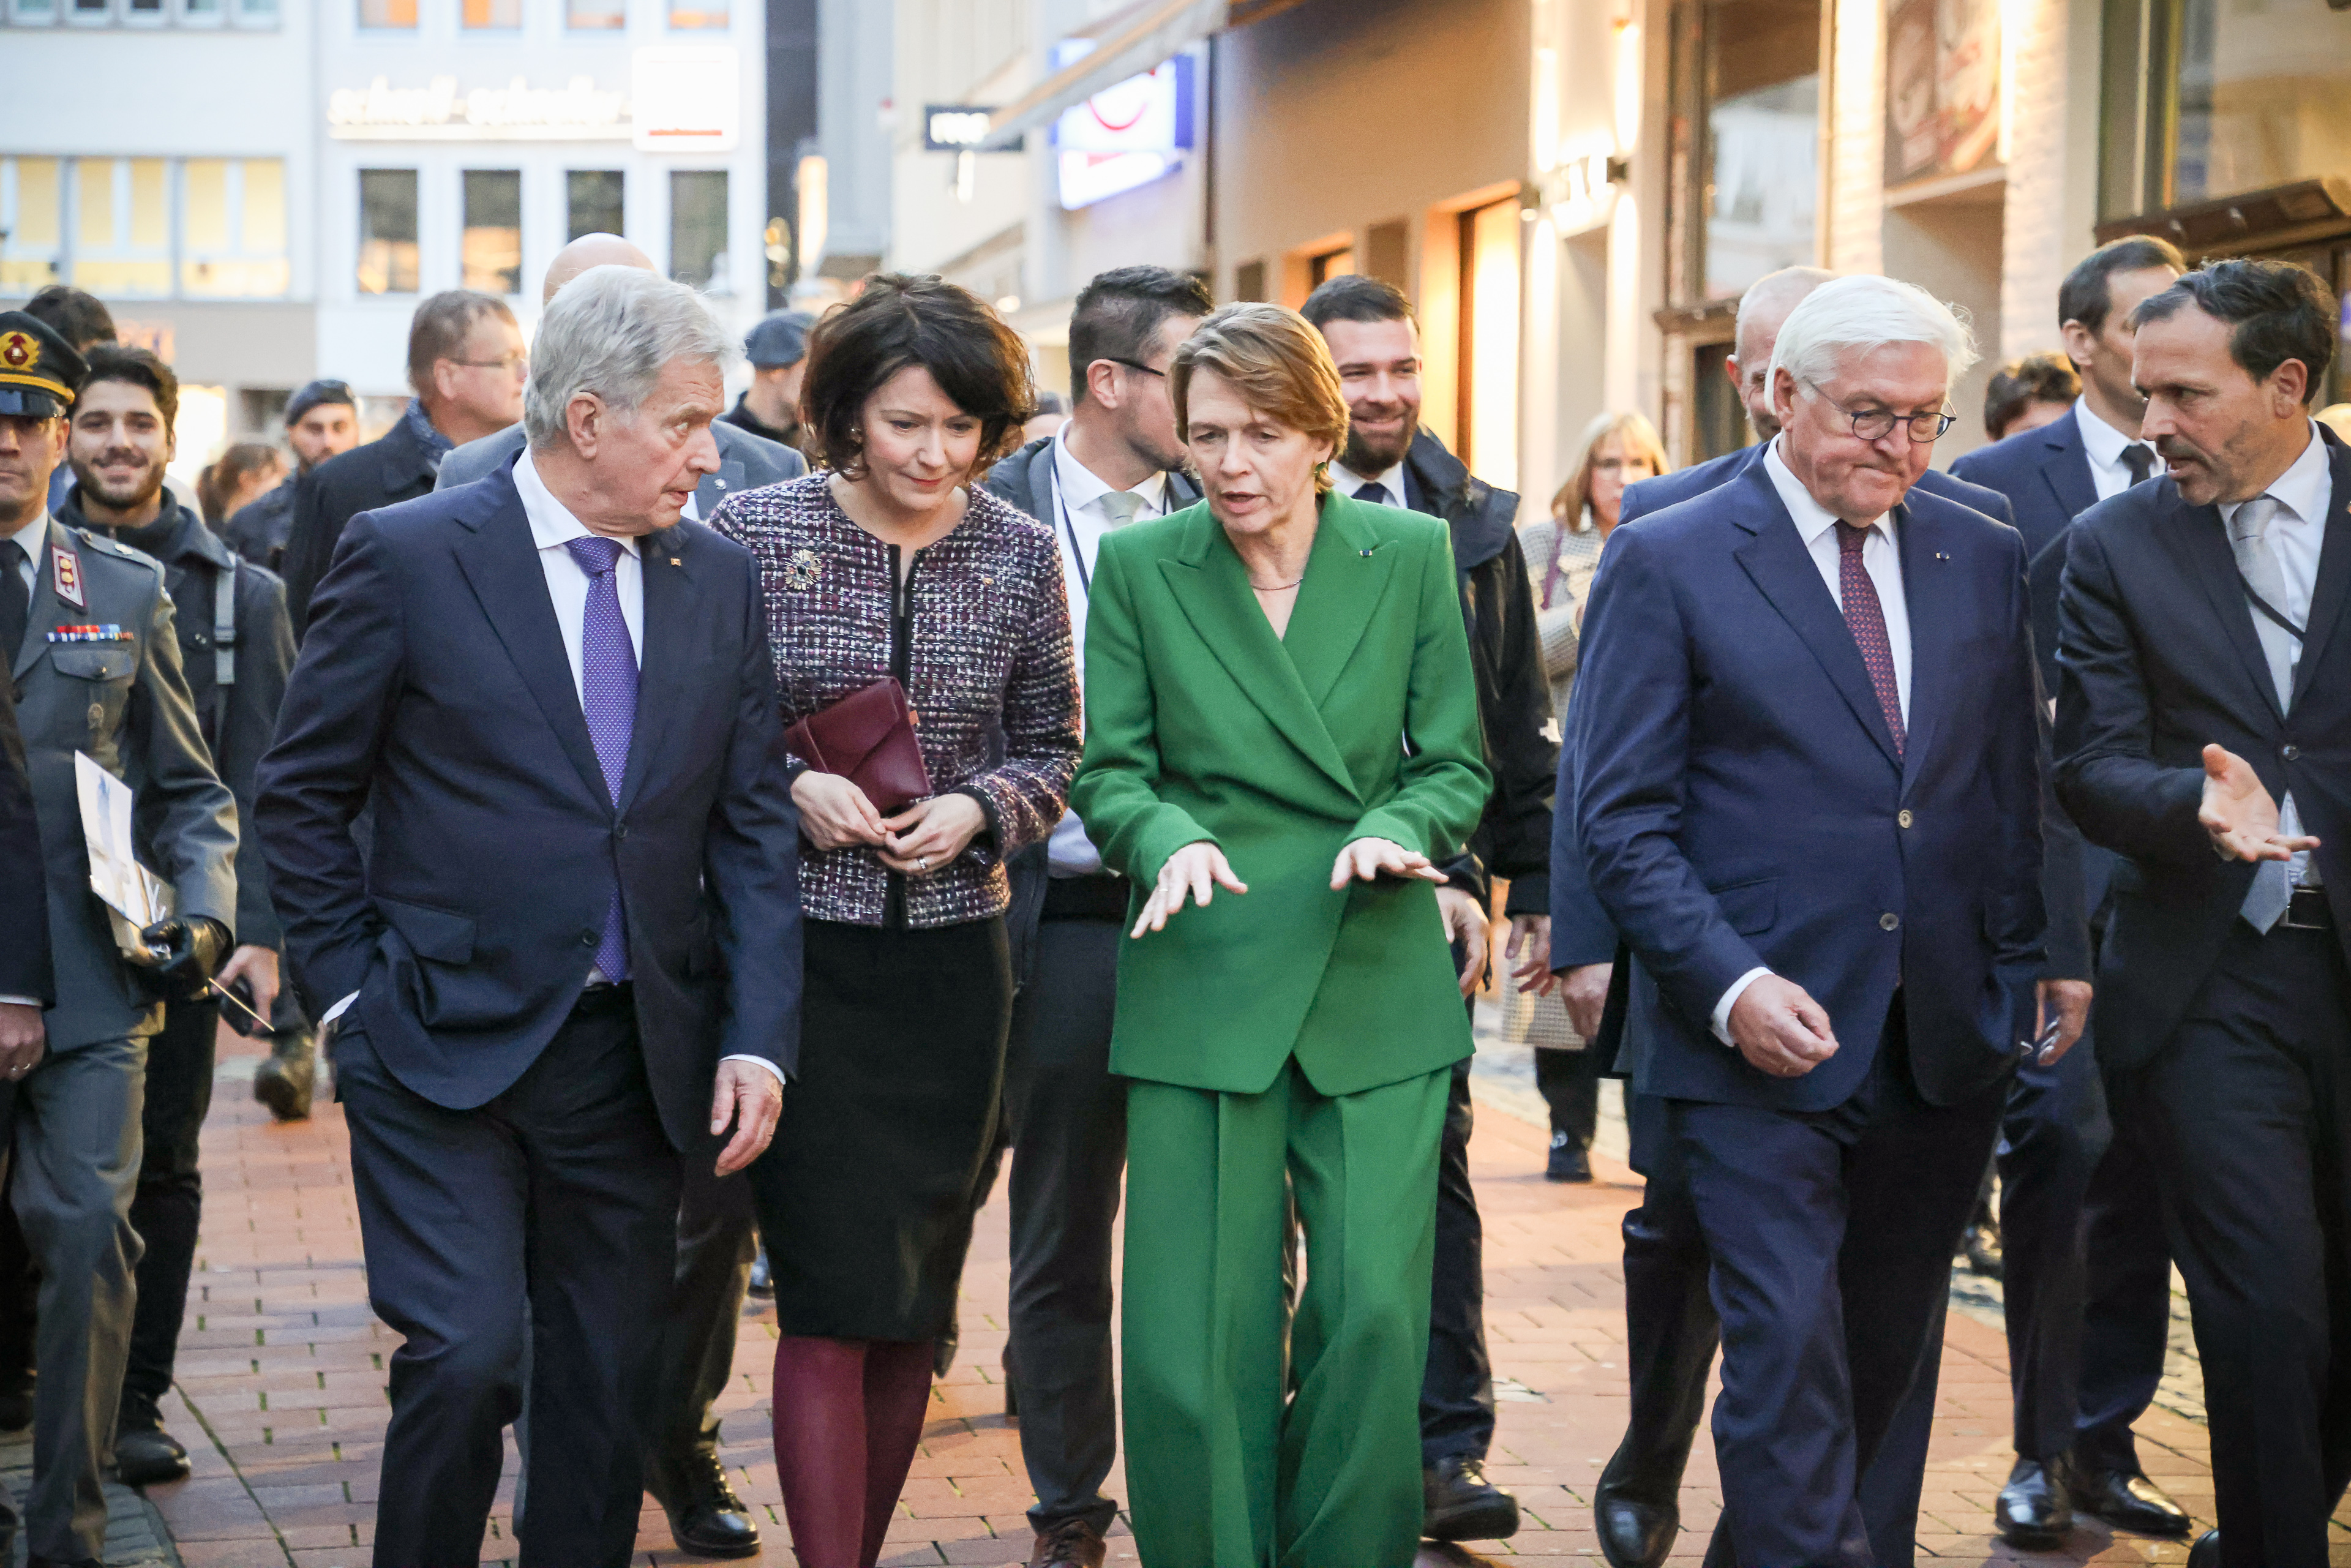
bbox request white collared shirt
[1330,458,1411,512]
[1714,440,1921,1045]
[2073,399,2161,503]
[0,514,45,1007]
[2220,419,2331,890]
[1047,427,1172,877]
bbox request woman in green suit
[1069,302,1491,1567]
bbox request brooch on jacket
[779,547,822,592]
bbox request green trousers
[1122,1060,1449,1568]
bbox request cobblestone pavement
[86,1027,2345,1566]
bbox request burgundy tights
[771,1335,937,1567]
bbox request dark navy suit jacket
[1571,461,2047,1111]
[1950,406,2102,692]
[1622,440,2022,531]
[2055,429,2351,1074]
[255,463,803,1149]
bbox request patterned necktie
[1098,490,1146,530]
[1834,522,1905,759]
[0,541,27,661]
[2228,495,2298,932]
[2121,445,2156,487]
[564,535,638,981]
[1352,481,1393,509]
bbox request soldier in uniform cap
[0,308,239,1567]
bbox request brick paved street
[103,1027,2341,1567]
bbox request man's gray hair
[1766,274,1979,395]
[523,265,740,449]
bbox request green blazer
[1070,492,1493,1098]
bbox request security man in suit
[0,309,239,1567]
[430,233,804,1559]
[1947,235,2193,1548]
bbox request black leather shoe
[1423,1455,1521,1542]
[1995,1458,2072,1550]
[2060,1458,2192,1538]
[1547,1134,1594,1183]
[252,1037,315,1122]
[114,1422,191,1485]
[655,1450,759,1559]
[2186,1529,2221,1568]
[1594,1472,1677,1568]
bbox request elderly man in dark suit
[280,290,524,633]
[257,265,801,1568]
[1946,234,2193,1548]
[2055,258,2351,1568]
[1574,275,2060,1568]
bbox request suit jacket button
[1879,912,1900,931]
[616,823,629,839]
[1897,809,1913,828]
[580,931,598,947]
[2282,743,2301,760]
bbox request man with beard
[225,380,362,572]
[976,264,1206,1568]
[1299,273,1558,1545]
[51,344,298,1488]
[0,311,238,1567]
[2055,258,2351,1568]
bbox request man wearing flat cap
[722,309,817,459]
[0,309,239,1566]
[224,378,362,573]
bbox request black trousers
[646,1145,757,1490]
[122,997,217,1420]
[1421,1054,1496,1463]
[1678,1022,2003,1568]
[2072,1084,2173,1475]
[336,994,680,1568]
[1535,1044,1603,1151]
[1613,1092,1719,1502]
[2140,922,2351,1568]
[999,909,1128,1536]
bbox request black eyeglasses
[1105,356,1167,380]
[1807,383,1955,443]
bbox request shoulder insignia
[51,542,84,609]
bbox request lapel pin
[1935,551,1950,561]
[669,556,682,566]
[1358,548,1373,557]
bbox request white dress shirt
[1712,440,1918,1044]
[2220,419,2330,890]
[328,456,783,1086]
[1330,458,1410,512]
[2073,398,2161,503]
[1046,428,1170,877]
[1,513,47,1008]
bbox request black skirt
[748,915,1013,1341]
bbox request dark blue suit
[1951,403,2176,1478]
[1573,460,2045,1566]
[256,463,801,1567]
[1621,441,2021,534]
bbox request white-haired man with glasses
[1570,274,2062,1567]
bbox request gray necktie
[1098,490,1146,530]
[2229,495,2297,931]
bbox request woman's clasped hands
[790,770,987,875]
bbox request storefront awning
[979,0,1311,149]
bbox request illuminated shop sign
[1050,46,1194,211]
[324,48,739,148]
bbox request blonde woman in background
[1507,410,1668,1180]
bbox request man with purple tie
[256,266,802,1568]
[1572,276,2059,1567]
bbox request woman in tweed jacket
[711,274,1079,1568]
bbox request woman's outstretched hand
[1131,841,1248,939]
[1330,836,1447,890]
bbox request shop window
[2170,0,2351,206]
[463,170,523,296]
[568,170,625,240]
[669,170,729,290]
[359,169,421,296]
[463,0,521,25]
[72,157,171,298]
[1457,200,1521,488]
[358,0,414,26]
[0,158,63,294]
[182,158,290,298]
[569,0,624,26]
[1673,0,1821,302]
[669,0,729,25]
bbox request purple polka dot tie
[565,536,637,981]
[1835,522,1905,759]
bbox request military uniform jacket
[62,490,296,952]
[11,517,239,1050]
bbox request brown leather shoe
[1029,1518,1108,1567]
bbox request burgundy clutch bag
[785,678,934,814]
